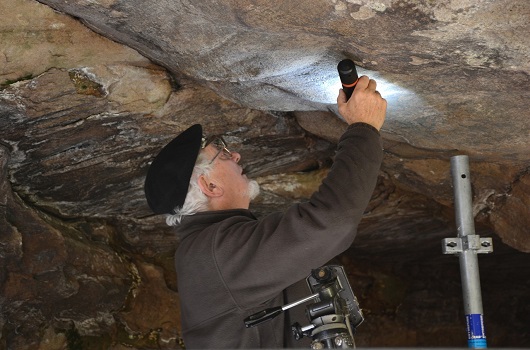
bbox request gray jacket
[174,123,383,348]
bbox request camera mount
[244,265,363,349]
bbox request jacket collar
[176,209,256,239]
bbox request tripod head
[244,265,363,349]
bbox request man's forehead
[201,143,219,156]
[203,143,216,151]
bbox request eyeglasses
[201,135,233,164]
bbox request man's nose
[231,151,241,163]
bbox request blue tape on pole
[466,314,487,348]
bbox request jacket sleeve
[213,123,383,308]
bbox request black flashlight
[337,59,359,100]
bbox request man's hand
[337,75,387,131]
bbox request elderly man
[144,75,387,348]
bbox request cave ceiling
[1,0,529,348]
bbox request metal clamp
[442,235,493,255]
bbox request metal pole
[442,155,492,349]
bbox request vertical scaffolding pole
[442,155,492,349]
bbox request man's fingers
[336,75,387,129]
[355,75,370,90]
[367,79,377,91]
[337,88,347,104]
[339,76,378,101]
[354,76,378,92]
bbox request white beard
[247,179,260,201]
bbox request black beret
[144,124,203,214]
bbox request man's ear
[197,175,223,198]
